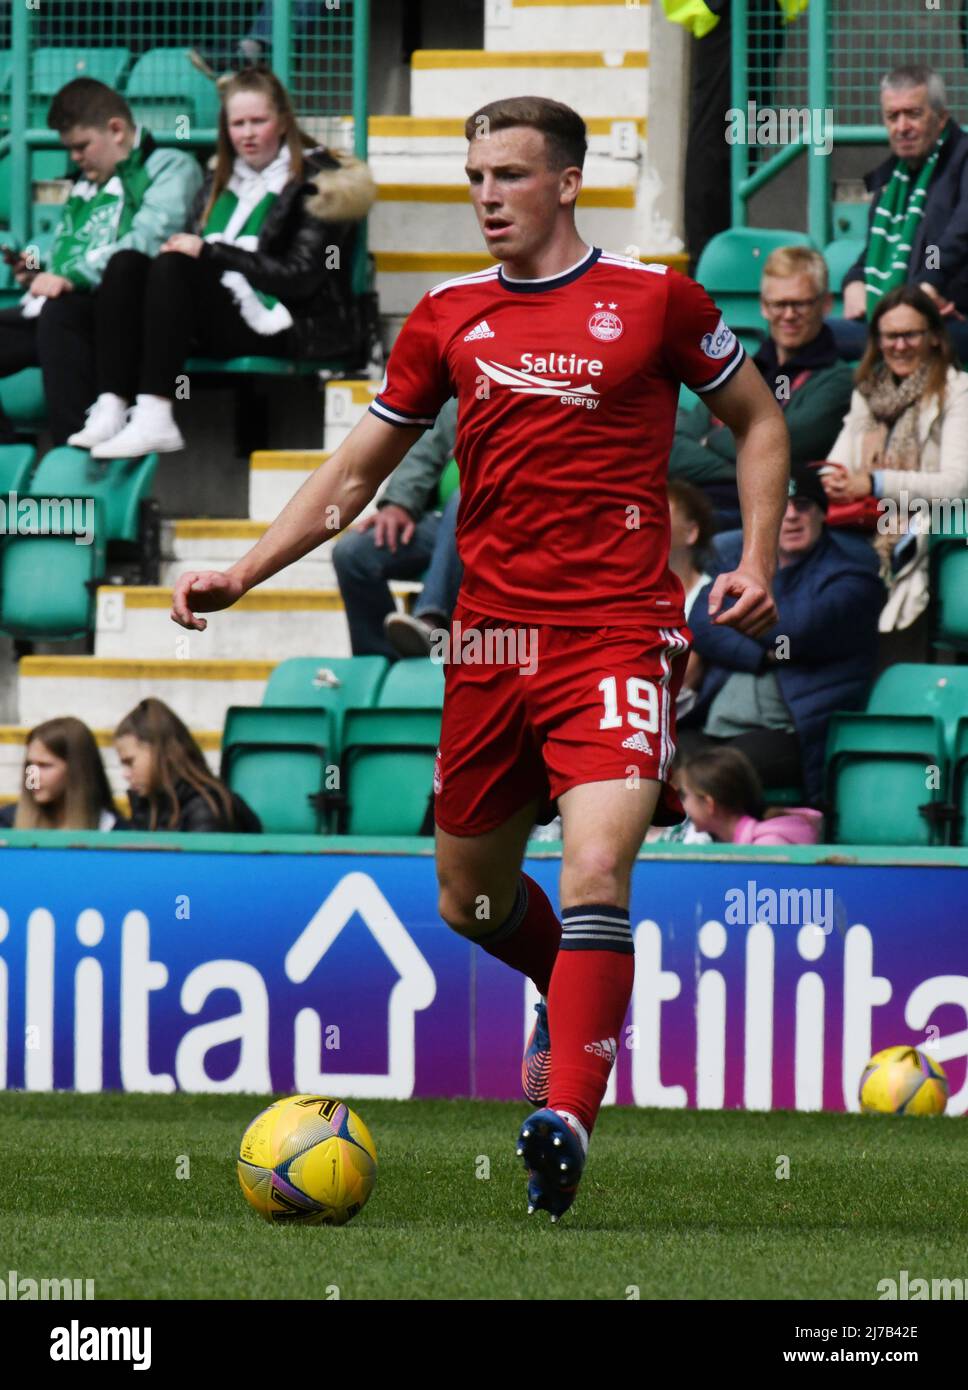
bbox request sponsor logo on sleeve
[700,317,737,360]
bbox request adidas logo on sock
[583,1036,618,1061]
[621,731,653,754]
[463,319,496,342]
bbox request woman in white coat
[822,286,968,659]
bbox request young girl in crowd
[0,717,120,829]
[69,65,375,458]
[114,697,260,832]
[677,746,823,846]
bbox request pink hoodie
[732,808,824,846]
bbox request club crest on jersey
[587,301,624,342]
[700,316,737,360]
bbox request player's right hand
[707,567,777,638]
[355,504,415,553]
[170,570,245,631]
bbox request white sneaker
[91,403,185,459]
[67,394,129,449]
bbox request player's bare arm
[699,356,789,638]
[170,413,424,630]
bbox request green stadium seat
[340,707,441,835]
[694,228,818,343]
[825,712,949,845]
[31,47,132,99]
[866,663,968,753]
[377,657,445,709]
[186,356,316,376]
[0,443,36,492]
[124,48,221,133]
[262,656,389,750]
[929,520,968,653]
[29,446,157,542]
[0,497,106,639]
[221,706,334,834]
[823,237,864,294]
[823,237,865,316]
[952,718,968,846]
[678,385,702,413]
[0,446,158,640]
[0,368,46,427]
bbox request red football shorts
[432,604,692,837]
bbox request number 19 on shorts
[597,676,659,733]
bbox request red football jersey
[370,245,745,626]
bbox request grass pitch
[2,1093,964,1300]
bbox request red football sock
[476,873,560,995]
[547,905,633,1134]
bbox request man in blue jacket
[683,467,884,801]
[831,63,968,360]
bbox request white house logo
[700,316,737,360]
[474,355,601,409]
[285,873,437,1098]
[588,301,624,341]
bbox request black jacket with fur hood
[191,146,376,360]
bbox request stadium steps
[0,724,221,804]
[94,585,359,661]
[322,379,380,453]
[159,519,337,590]
[410,49,649,119]
[483,0,652,54]
[365,113,648,157]
[101,581,422,658]
[16,655,277,729]
[248,449,329,522]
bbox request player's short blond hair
[761,246,829,296]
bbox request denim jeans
[332,490,463,659]
[415,488,462,620]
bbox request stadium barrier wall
[0,834,965,1114]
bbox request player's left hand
[707,567,777,638]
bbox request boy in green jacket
[0,77,203,444]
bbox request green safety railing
[731,0,968,244]
[0,0,370,248]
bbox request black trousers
[0,292,100,444]
[0,249,296,442]
[95,248,296,400]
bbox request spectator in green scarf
[831,64,968,361]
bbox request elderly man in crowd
[831,63,968,360]
[680,467,884,803]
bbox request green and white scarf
[202,145,295,336]
[864,123,952,314]
[21,126,154,315]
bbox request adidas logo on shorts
[621,731,653,754]
[463,319,496,342]
[584,1036,618,1061]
